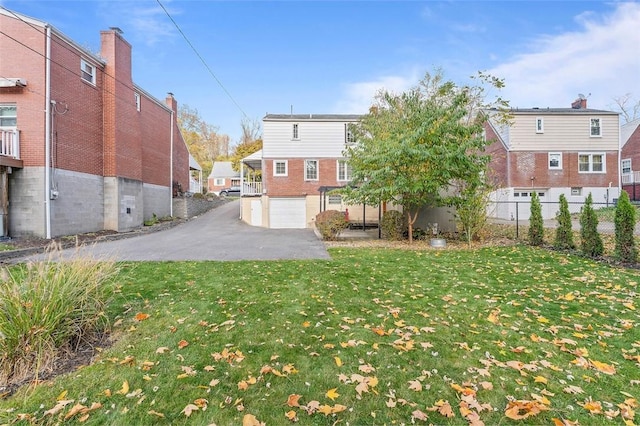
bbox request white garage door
[270,198,306,229]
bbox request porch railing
[622,172,640,184]
[0,129,20,159]
[242,181,262,196]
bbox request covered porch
[240,149,263,196]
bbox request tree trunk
[407,210,418,244]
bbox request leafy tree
[454,179,493,247]
[554,194,575,250]
[580,192,603,257]
[528,192,544,246]
[614,190,637,262]
[343,70,508,243]
[177,104,230,178]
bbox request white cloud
[333,71,420,114]
[489,2,640,111]
[98,0,177,47]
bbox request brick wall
[508,151,619,188]
[166,95,190,193]
[264,158,343,197]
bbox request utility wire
[156,0,248,119]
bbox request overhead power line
[155,0,248,119]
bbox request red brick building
[0,8,190,238]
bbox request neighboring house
[208,161,240,194]
[189,154,203,194]
[485,98,620,219]
[0,8,190,238]
[620,118,640,201]
[239,114,385,229]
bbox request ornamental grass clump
[0,244,118,387]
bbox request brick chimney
[571,97,587,109]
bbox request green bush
[0,245,118,386]
[580,193,603,257]
[554,194,575,250]
[381,210,405,240]
[528,192,544,246]
[315,210,348,241]
[614,190,637,263]
[144,213,158,226]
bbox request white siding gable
[263,118,359,158]
[509,112,619,152]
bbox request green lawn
[1,246,639,425]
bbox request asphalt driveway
[27,200,331,262]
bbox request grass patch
[0,246,638,425]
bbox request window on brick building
[134,92,141,111]
[548,152,562,170]
[0,105,17,127]
[305,159,318,180]
[214,178,225,186]
[337,160,351,181]
[578,152,605,173]
[274,160,288,176]
[80,59,96,85]
[622,159,631,175]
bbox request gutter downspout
[169,108,174,217]
[44,25,52,239]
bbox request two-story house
[239,114,385,229]
[485,98,620,220]
[0,7,191,238]
[621,118,640,201]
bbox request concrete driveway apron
[37,200,331,262]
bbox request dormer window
[590,118,601,137]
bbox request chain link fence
[487,200,640,240]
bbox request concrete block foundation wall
[143,183,171,220]
[172,196,220,219]
[104,177,144,232]
[49,169,104,237]
[8,167,46,238]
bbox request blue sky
[2,1,639,144]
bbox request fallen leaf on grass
[135,312,150,321]
[242,414,266,426]
[505,399,549,420]
[177,340,189,349]
[285,410,298,421]
[181,404,199,417]
[287,394,302,407]
[326,388,340,401]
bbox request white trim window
[345,124,356,144]
[0,104,17,127]
[622,158,632,175]
[80,59,96,85]
[337,159,351,181]
[305,159,318,181]
[214,178,225,186]
[328,194,342,205]
[273,160,288,176]
[536,117,544,133]
[548,152,562,170]
[292,123,299,140]
[590,118,601,137]
[578,152,605,173]
[134,92,141,111]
